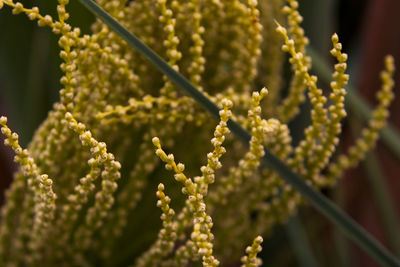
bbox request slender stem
[286,216,318,267]
[332,185,351,267]
[349,115,400,258]
[363,152,400,257]
[77,0,400,265]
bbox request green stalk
[286,216,318,267]
[308,48,400,162]
[363,152,400,257]
[348,114,400,258]
[77,0,400,265]
[332,182,351,267]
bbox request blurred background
[0,0,399,266]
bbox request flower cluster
[0,116,56,264]
[0,0,396,265]
[241,236,263,267]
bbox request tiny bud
[158,183,165,191]
[152,137,160,146]
[0,116,7,125]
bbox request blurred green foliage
[0,0,94,146]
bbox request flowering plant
[0,0,398,266]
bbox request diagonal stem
[77,0,400,265]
